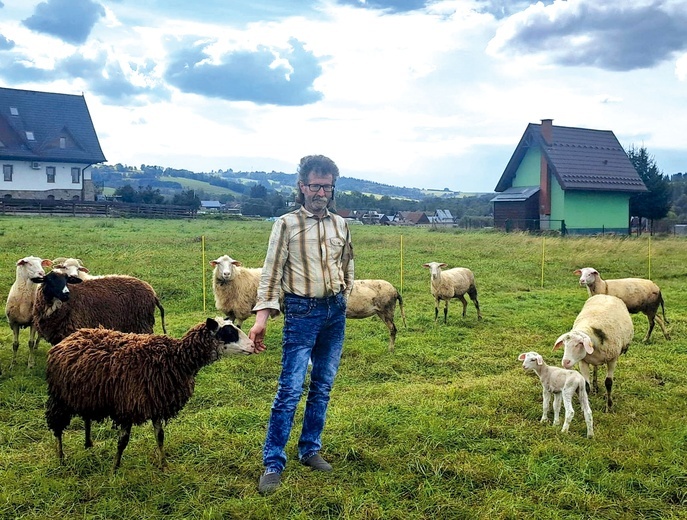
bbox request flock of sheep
[2,251,670,469]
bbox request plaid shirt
[253,206,354,315]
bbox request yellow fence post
[541,236,546,288]
[202,235,207,313]
[400,234,404,295]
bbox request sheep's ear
[67,276,82,284]
[422,263,430,268]
[17,259,27,266]
[517,353,526,361]
[582,336,595,354]
[206,317,219,333]
[78,266,90,274]
[553,334,566,351]
[573,269,581,275]
[41,259,53,267]
[536,355,543,366]
[209,260,218,267]
[231,261,242,267]
[439,263,447,267]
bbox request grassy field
[0,217,686,519]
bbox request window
[10,107,18,116]
[3,165,12,182]
[60,137,66,149]
[71,167,81,183]
[46,166,56,183]
[25,131,35,141]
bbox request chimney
[540,119,553,144]
[539,119,553,216]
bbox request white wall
[1,160,90,190]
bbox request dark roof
[495,122,647,193]
[0,87,106,164]
[490,186,540,202]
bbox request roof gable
[495,122,646,194]
[0,87,106,164]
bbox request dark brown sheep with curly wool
[45,317,254,470]
[31,271,167,346]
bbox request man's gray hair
[295,155,340,206]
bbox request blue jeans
[262,292,346,474]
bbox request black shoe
[258,471,281,495]
[301,453,332,472]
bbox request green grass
[1,218,686,519]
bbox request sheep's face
[554,332,594,369]
[207,317,254,355]
[518,351,543,370]
[422,262,447,280]
[32,271,82,303]
[210,255,240,282]
[575,267,598,288]
[17,256,51,279]
[52,258,89,279]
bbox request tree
[172,189,201,209]
[628,145,671,233]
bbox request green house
[491,119,647,234]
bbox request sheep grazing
[519,351,593,438]
[574,267,669,342]
[422,262,482,323]
[4,256,52,369]
[210,254,263,328]
[31,271,167,346]
[45,317,255,469]
[346,279,407,351]
[553,294,634,412]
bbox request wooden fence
[0,199,197,219]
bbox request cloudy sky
[1,0,686,192]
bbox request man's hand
[249,309,271,353]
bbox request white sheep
[4,256,52,369]
[574,267,669,342]
[422,262,482,323]
[518,351,593,438]
[210,255,263,328]
[51,257,94,280]
[346,279,407,351]
[554,294,634,412]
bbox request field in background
[0,217,686,519]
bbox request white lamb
[554,294,634,412]
[519,351,593,438]
[574,267,668,342]
[210,255,262,328]
[422,262,482,323]
[4,256,52,369]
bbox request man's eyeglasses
[304,183,335,193]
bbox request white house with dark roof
[0,87,106,201]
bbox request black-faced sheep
[210,254,262,328]
[553,294,634,412]
[4,256,52,369]
[575,267,669,342]
[31,271,167,346]
[519,351,593,438]
[422,262,482,323]
[45,317,254,469]
[346,279,406,351]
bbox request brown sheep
[31,271,167,346]
[45,317,254,469]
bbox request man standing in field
[249,154,355,495]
